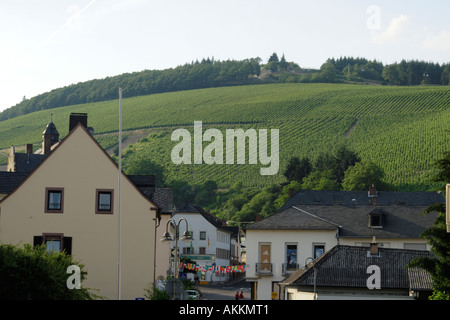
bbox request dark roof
[175,203,231,232]
[246,206,339,231]
[282,245,434,290]
[13,153,46,173]
[128,175,156,187]
[42,121,59,136]
[278,189,444,211]
[128,175,173,213]
[151,187,173,214]
[408,267,433,291]
[247,204,438,238]
[0,172,29,194]
[247,189,443,239]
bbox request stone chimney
[26,144,33,154]
[369,185,377,196]
[370,237,379,256]
[368,185,377,206]
[69,113,88,132]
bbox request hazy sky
[1,0,449,111]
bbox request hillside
[0,83,449,191]
[2,55,448,123]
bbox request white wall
[172,212,232,282]
[245,229,338,300]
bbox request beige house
[0,118,162,300]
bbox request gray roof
[278,189,444,211]
[128,175,173,213]
[175,203,235,234]
[247,189,443,239]
[13,153,46,173]
[282,245,434,290]
[246,206,340,231]
[42,121,59,137]
[0,172,29,194]
[408,267,433,291]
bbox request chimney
[42,135,52,155]
[26,144,33,154]
[368,185,377,206]
[370,237,379,256]
[69,113,88,132]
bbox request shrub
[0,244,94,300]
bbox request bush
[0,244,94,300]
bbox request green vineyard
[0,83,449,190]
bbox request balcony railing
[255,263,273,275]
[282,263,300,275]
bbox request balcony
[255,263,273,275]
[282,263,300,275]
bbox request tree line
[0,58,262,121]
[275,56,450,85]
[2,54,449,122]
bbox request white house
[244,187,443,300]
[170,203,241,283]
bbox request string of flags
[180,262,246,273]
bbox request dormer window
[369,209,384,228]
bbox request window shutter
[63,237,72,255]
[33,236,43,247]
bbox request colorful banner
[180,263,245,273]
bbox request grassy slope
[0,83,448,190]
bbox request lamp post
[304,257,317,300]
[160,217,193,299]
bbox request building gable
[0,123,160,299]
[0,123,158,210]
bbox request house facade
[0,117,163,300]
[245,188,443,300]
[171,204,241,282]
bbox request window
[45,236,62,253]
[313,244,325,259]
[369,209,384,228]
[183,247,193,254]
[33,234,72,255]
[199,247,206,254]
[284,244,298,274]
[96,189,114,214]
[45,188,64,213]
[370,215,382,227]
[200,231,206,240]
[404,243,427,251]
[286,244,297,266]
[216,248,230,259]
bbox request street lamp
[160,217,193,299]
[304,257,317,300]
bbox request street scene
[0,2,449,303]
[198,280,251,301]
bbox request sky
[1,0,450,112]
